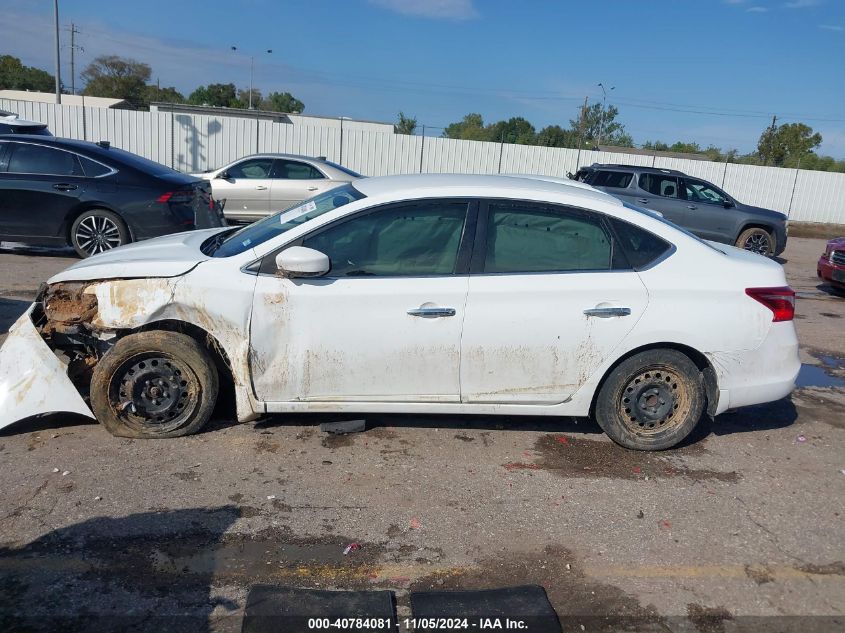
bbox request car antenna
[96,140,111,149]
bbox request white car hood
[49,227,229,283]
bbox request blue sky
[2,0,844,156]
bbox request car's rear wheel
[90,331,218,438]
[736,227,774,256]
[594,349,704,451]
[70,209,129,258]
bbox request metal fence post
[170,110,175,169]
[787,160,801,219]
[339,117,344,164]
[419,124,425,173]
[497,132,504,174]
[721,156,729,188]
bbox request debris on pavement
[796,435,807,443]
[410,517,422,529]
[343,543,361,555]
[320,419,367,435]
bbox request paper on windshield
[279,200,317,224]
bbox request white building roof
[0,90,128,108]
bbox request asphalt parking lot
[1,237,844,632]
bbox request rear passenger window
[79,156,111,177]
[609,217,672,269]
[591,171,632,188]
[483,203,612,273]
[274,160,325,180]
[7,143,82,176]
[639,174,680,198]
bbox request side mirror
[275,246,330,278]
[217,170,230,180]
[723,199,734,208]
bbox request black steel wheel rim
[743,231,770,255]
[76,215,122,255]
[110,354,199,433]
[619,366,690,436]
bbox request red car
[817,237,845,292]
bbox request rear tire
[90,331,218,438]
[70,209,129,258]
[736,227,774,257]
[594,349,704,451]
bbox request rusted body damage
[0,275,260,430]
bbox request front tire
[90,331,218,438]
[70,209,129,258]
[594,349,704,451]
[736,227,774,257]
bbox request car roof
[0,114,47,127]
[586,163,686,176]
[352,173,622,207]
[0,134,98,148]
[232,153,328,163]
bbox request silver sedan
[194,153,361,223]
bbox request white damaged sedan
[0,174,800,450]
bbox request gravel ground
[1,237,844,632]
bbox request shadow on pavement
[689,397,798,444]
[0,506,242,632]
[0,413,97,437]
[815,282,845,299]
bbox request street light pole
[231,46,272,110]
[596,82,615,148]
[53,0,62,104]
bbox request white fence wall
[3,98,844,224]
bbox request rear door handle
[636,198,649,204]
[53,183,78,191]
[583,307,631,318]
[255,185,268,190]
[687,204,697,210]
[407,307,456,318]
[307,186,319,191]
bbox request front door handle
[583,307,631,318]
[255,185,268,190]
[407,307,456,318]
[687,204,697,210]
[307,186,319,191]
[636,198,649,204]
[53,183,78,191]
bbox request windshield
[622,201,724,254]
[210,183,366,257]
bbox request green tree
[487,117,536,144]
[187,83,239,108]
[262,91,304,113]
[143,84,184,104]
[443,113,488,141]
[394,111,417,135]
[0,55,55,91]
[536,125,578,148]
[81,55,151,105]
[236,87,262,108]
[570,103,628,146]
[757,122,822,167]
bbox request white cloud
[784,0,822,8]
[746,6,769,12]
[369,0,478,20]
[819,24,844,30]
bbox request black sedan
[0,135,226,257]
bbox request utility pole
[231,46,272,109]
[596,82,614,148]
[66,23,83,95]
[575,95,588,170]
[53,0,62,103]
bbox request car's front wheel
[736,227,774,256]
[594,349,705,451]
[90,331,218,438]
[70,209,129,258]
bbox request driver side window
[685,179,728,205]
[227,158,274,179]
[302,201,468,277]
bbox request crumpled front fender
[0,306,95,430]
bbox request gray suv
[574,164,787,256]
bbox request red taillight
[745,286,795,322]
[156,190,194,204]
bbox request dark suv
[574,164,787,256]
[0,135,226,257]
